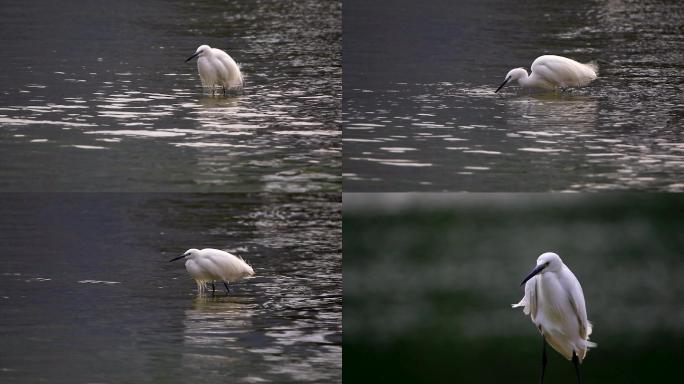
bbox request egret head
[168,248,201,262]
[495,67,528,93]
[185,45,211,62]
[520,252,563,285]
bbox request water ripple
[0,0,341,193]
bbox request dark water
[0,0,341,192]
[344,0,683,191]
[344,193,684,383]
[0,193,341,383]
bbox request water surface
[0,193,341,383]
[0,0,341,192]
[344,0,683,191]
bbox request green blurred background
[344,194,684,383]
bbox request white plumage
[513,252,596,361]
[496,55,598,93]
[513,252,595,383]
[170,248,254,294]
[186,45,244,93]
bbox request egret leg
[211,282,216,296]
[223,282,231,293]
[540,335,547,384]
[572,351,582,384]
[222,85,226,95]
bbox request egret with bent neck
[495,55,598,93]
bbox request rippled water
[0,0,341,192]
[344,0,683,191]
[0,193,341,383]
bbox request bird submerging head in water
[495,55,598,93]
[512,252,596,384]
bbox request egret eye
[545,262,550,267]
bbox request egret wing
[204,250,252,281]
[530,56,574,87]
[214,49,244,88]
[193,254,223,280]
[531,55,596,88]
[560,266,591,339]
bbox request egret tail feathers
[243,259,255,276]
[585,61,599,76]
[586,320,596,349]
[581,321,597,357]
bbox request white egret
[185,45,244,94]
[169,248,254,295]
[512,252,595,384]
[495,55,598,93]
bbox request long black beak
[169,254,185,262]
[520,264,545,286]
[495,76,511,93]
[185,52,200,63]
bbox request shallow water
[343,193,684,383]
[0,0,341,192]
[343,0,683,191]
[0,193,341,383]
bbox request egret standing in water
[185,45,244,94]
[169,248,254,295]
[512,252,595,384]
[495,55,597,93]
